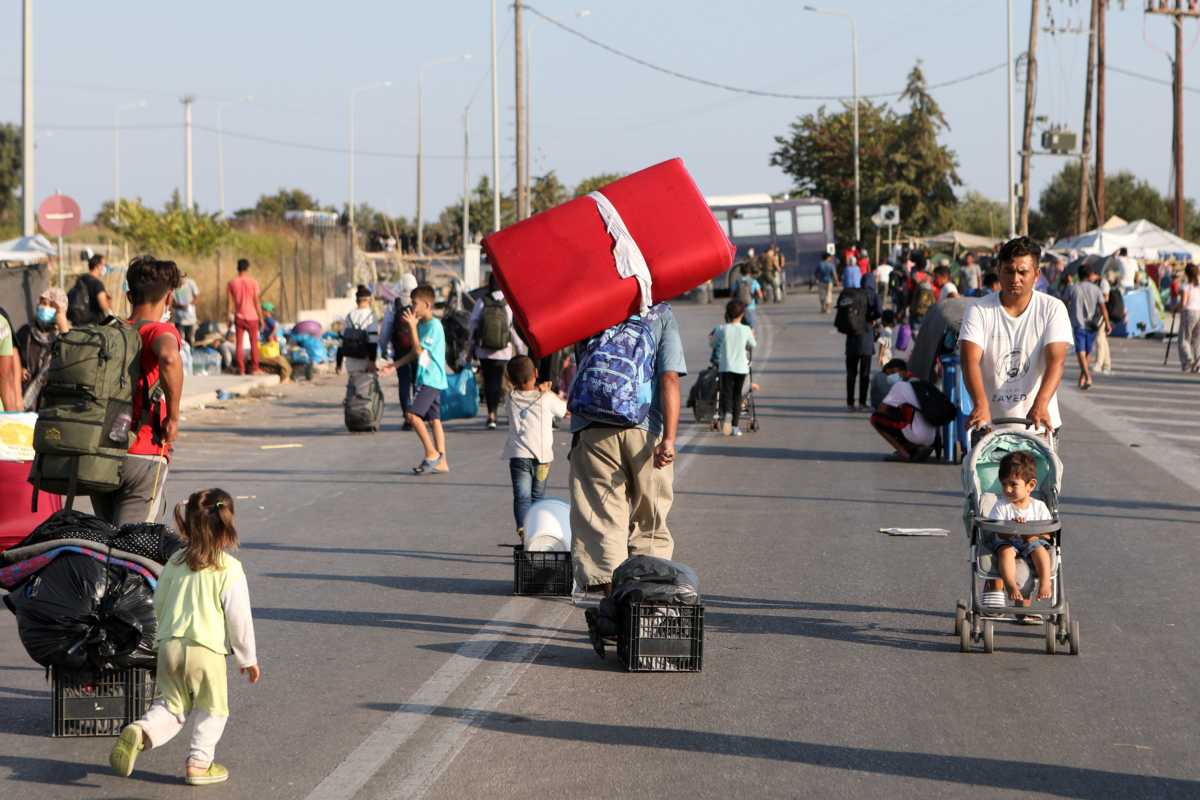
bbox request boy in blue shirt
[396,285,450,474]
[710,299,757,436]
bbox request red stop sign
[38,194,82,238]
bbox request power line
[524,4,1006,101]
[1108,63,1200,95]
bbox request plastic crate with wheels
[51,667,155,738]
[618,602,704,672]
[511,546,573,596]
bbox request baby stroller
[955,418,1080,655]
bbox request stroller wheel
[1068,620,1081,655]
[958,618,972,653]
[1044,621,1057,655]
[954,601,967,636]
[750,419,760,433]
[982,620,995,653]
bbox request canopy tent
[1051,219,1200,261]
[920,230,1002,251]
[0,234,54,265]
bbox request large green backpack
[29,316,144,506]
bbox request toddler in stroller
[955,419,1080,655]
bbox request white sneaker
[732,427,743,436]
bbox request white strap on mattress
[588,190,653,315]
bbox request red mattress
[0,461,61,552]
[482,158,734,357]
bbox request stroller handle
[971,417,1056,448]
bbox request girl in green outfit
[110,488,260,786]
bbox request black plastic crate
[512,547,573,596]
[619,602,704,672]
[51,667,155,737]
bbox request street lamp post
[804,5,859,245]
[216,95,253,218]
[114,100,148,225]
[348,81,392,238]
[417,54,471,256]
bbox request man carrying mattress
[568,304,686,598]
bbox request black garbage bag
[113,523,184,565]
[8,510,116,554]
[586,556,701,656]
[4,554,157,671]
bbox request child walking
[503,355,567,538]
[710,299,757,436]
[110,488,259,786]
[395,284,450,474]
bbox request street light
[216,95,254,218]
[348,81,393,236]
[417,53,471,255]
[803,5,859,245]
[114,99,148,225]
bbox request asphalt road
[1,296,1198,799]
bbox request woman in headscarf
[16,286,71,409]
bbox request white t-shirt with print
[958,291,1073,429]
[987,497,1051,523]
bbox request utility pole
[1019,0,1040,236]
[514,0,528,221]
[491,0,502,232]
[1095,0,1106,223]
[182,95,195,211]
[1007,0,1016,238]
[463,107,470,249]
[1076,0,1097,235]
[21,0,34,237]
[1147,2,1198,235]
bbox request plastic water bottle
[109,411,132,442]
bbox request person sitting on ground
[395,285,450,475]
[710,299,757,436]
[987,451,1054,607]
[869,369,936,462]
[503,355,567,541]
[15,287,70,410]
[868,357,907,410]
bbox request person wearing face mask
[15,287,71,410]
[868,362,937,462]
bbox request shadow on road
[356,704,1200,798]
[243,542,507,564]
[254,606,577,643]
[0,753,179,788]
[263,572,511,596]
[681,444,885,463]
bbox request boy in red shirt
[89,256,184,526]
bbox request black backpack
[67,277,97,326]
[834,288,868,336]
[910,379,957,425]
[340,318,374,360]
[390,298,415,357]
[1107,286,1125,322]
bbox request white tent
[0,234,55,265]
[921,230,1002,251]
[1051,219,1200,261]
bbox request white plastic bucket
[523,497,571,552]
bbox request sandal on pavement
[412,455,443,475]
[109,724,144,777]
[185,763,230,786]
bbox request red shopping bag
[482,158,734,357]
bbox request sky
[4,0,1198,232]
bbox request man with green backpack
[30,256,184,524]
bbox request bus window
[730,207,771,238]
[796,205,825,234]
[773,209,794,236]
[710,209,730,236]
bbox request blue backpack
[569,305,664,426]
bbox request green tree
[0,124,22,224]
[235,188,323,221]
[770,99,899,243]
[531,171,568,214]
[1037,163,1173,240]
[572,172,625,198]
[890,62,961,235]
[938,191,1008,238]
[98,199,230,257]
